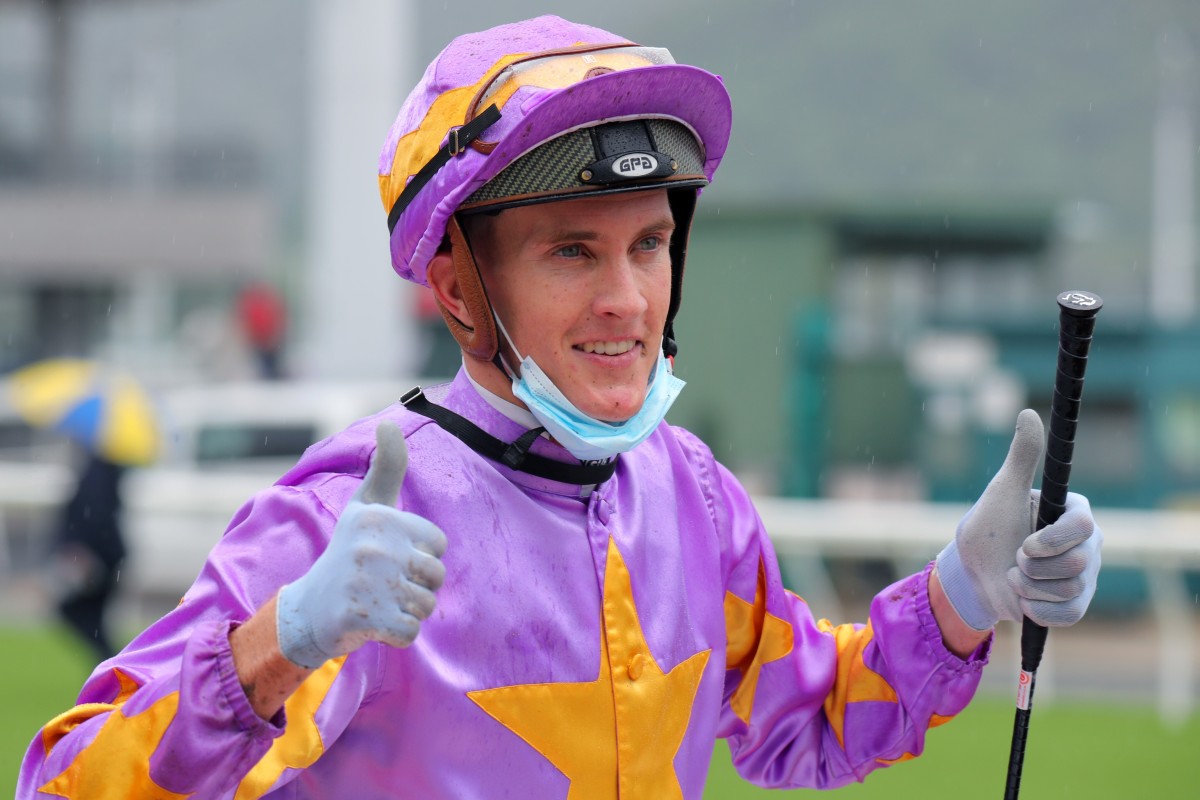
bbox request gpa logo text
[615,153,658,178]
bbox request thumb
[991,408,1044,497]
[355,421,409,506]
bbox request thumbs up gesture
[276,422,448,669]
[936,409,1102,631]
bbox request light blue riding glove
[936,409,1103,631]
[276,422,448,669]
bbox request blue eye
[556,244,583,258]
[638,236,662,251]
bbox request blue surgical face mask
[497,318,685,462]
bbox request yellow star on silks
[816,618,899,750]
[39,668,142,757]
[234,656,347,800]
[723,558,795,725]
[875,713,957,766]
[40,689,190,799]
[468,537,711,800]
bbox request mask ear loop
[491,311,525,378]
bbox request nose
[593,255,650,319]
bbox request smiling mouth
[578,341,638,356]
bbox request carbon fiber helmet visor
[459,118,707,214]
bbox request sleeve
[16,483,379,800]
[709,459,990,790]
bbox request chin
[583,394,645,423]
[563,365,656,421]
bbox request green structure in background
[673,203,1054,495]
[673,201,1200,612]
[927,315,1200,511]
[670,210,837,490]
[675,202,1199,512]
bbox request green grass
[704,696,1200,797]
[2,625,103,797]
[5,624,1198,798]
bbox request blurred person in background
[236,281,289,380]
[47,449,126,664]
[6,356,156,670]
[18,16,1103,799]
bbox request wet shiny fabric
[19,368,987,799]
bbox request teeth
[582,341,635,355]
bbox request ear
[425,217,499,362]
[427,249,473,329]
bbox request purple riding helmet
[378,15,733,363]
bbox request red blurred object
[237,282,287,378]
[237,282,287,350]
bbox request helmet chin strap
[662,325,678,367]
[432,215,527,387]
[434,216,500,363]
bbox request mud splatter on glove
[276,422,448,668]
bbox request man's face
[468,189,675,423]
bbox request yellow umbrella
[6,358,160,466]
